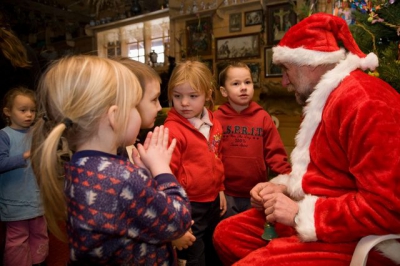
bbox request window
[128,41,145,63]
[95,12,169,67]
[148,18,170,65]
[126,25,145,63]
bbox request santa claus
[213,12,400,266]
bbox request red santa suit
[213,13,400,266]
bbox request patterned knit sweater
[64,150,192,265]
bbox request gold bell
[261,222,278,241]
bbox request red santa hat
[272,13,378,71]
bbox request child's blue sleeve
[0,130,26,173]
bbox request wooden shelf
[87,9,169,33]
[170,0,261,20]
[3,0,91,22]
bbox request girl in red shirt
[164,60,227,266]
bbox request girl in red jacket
[164,60,227,266]
[214,61,291,219]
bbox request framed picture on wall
[246,62,260,86]
[244,10,263,26]
[265,47,282,77]
[215,33,260,60]
[201,59,213,73]
[216,61,260,87]
[186,17,213,57]
[266,2,297,45]
[229,13,242,32]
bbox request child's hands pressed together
[135,126,176,177]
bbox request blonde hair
[218,61,251,87]
[111,57,161,95]
[168,60,215,110]
[31,55,142,240]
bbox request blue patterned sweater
[64,150,192,265]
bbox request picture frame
[229,13,242,32]
[244,10,263,26]
[246,62,260,86]
[201,59,213,74]
[266,2,297,45]
[215,61,260,87]
[186,17,213,57]
[215,33,260,60]
[264,47,282,77]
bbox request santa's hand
[250,182,269,210]
[262,192,299,226]
[251,182,286,210]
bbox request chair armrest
[350,234,400,266]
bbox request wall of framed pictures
[167,0,311,117]
[169,0,264,94]
[165,0,314,155]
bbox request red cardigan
[164,108,225,202]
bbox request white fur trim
[270,174,290,186]
[375,239,400,264]
[296,195,318,242]
[273,46,346,66]
[360,52,379,71]
[287,53,361,201]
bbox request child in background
[0,87,48,266]
[164,60,226,266]
[30,55,192,265]
[115,57,196,251]
[214,61,291,219]
[114,57,162,129]
[113,57,163,161]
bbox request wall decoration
[245,10,263,26]
[264,47,282,77]
[201,59,214,74]
[229,13,242,32]
[266,2,297,45]
[186,17,213,57]
[216,33,260,60]
[216,61,229,85]
[246,62,260,86]
[216,61,260,87]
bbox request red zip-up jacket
[214,101,291,198]
[164,108,225,202]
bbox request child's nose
[181,97,189,105]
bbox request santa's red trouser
[213,208,396,266]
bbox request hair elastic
[42,114,49,122]
[62,118,73,128]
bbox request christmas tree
[349,0,400,92]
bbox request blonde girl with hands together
[114,57,197,253]
[30,55,192,265]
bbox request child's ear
[106,105,118,130]
[220,86,228,97]
[3,107,10,117]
